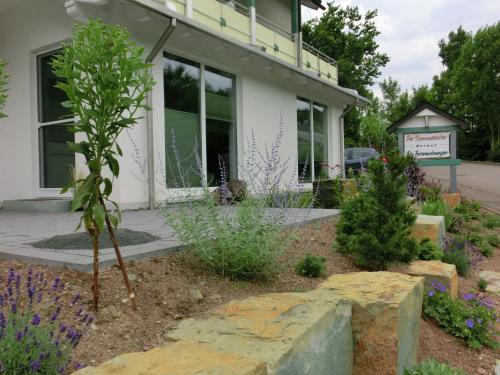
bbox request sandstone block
[443,193,461,209]
[407,260,458,299]
[411,215,446,248]
[479,270,500,294]
[167,291,353,375]
[73,340,268,375]
[319,272,424,375]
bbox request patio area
[0,207,339,271]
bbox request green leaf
[71,191,89,211]
[116,143,123,156]
[93,204,106,231]
[106,155,120,176]
[102,178,113,197]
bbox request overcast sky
[302,0,500,97]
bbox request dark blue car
[344,148,380,172]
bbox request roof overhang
[301,0,326,11]
[65,0,367,106]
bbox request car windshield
[345,148,379,160]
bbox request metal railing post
[186,0,193,17]
[295,32,303,68]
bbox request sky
[302,0,500,97]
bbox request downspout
[339,99,358,178]
[126,1,177,209]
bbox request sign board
[403,132,451,159]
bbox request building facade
[0,0,367,210]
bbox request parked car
[344,148,380,172]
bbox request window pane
[313,103,328,179]
[40,125,74,188]
[205,67,236,186]
[164,54,202,188]
[38,51,70,123]
[297,98,311,182]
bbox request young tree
[302,3,389,142]
[53,20,155,311]
[0,59,7,118]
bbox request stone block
[167,291,353,375]
[407,260,458,299]
[443,193,461,209]
[319,272,424,375]
[73,340,268,375]
[479,270,500,294]
[411,215,446,248]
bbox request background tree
[358,94,396,154]
[302,2,389,142]
[53,20,155,311]
[0,59,7,118]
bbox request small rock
[121,298,129,304]
[107,305,121,319]
[189,289,204,302]
[128,273,137,282]
[90,323,97,331]
[162,301,167,306]
[495,360,500,375]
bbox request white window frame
[297,97,329,184]
[32,46,75,198]
[163,51,238,190]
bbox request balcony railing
[169,0,338,84]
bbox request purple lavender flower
[30,360,41,372]
[465,318,474,329]
[431,280,447,293]
[463,293,475,301]
[75,363,85,370]
[52,277,61,291]
[15,331,24,341]
[71,293,81,305]
[427,290,435,297]
[31,314,41,326]
[0,312,6,329]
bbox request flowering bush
[442,236,484,277]
[0,268,91,374]
[424,281,498,349]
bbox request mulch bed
[0,217,498,374]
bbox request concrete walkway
[0,208,338,271]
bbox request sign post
[388,103,467,194]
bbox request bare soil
[0,217,498,374]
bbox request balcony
[169,0,338,84]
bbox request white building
[0,0,367,210]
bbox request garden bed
[0,217,498,374]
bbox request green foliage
[53,20,154,234]
[453,201,481,222]
[488,143,500,162]
[404,359,467,375]
[418,239,444,261]
[419,180,442,202]
[302,3,389,142]
[295,254,326,278]
[420,199,457,233]
[442,237,471,277]
[424,284,498,349]
[486,233,500,247]
[477,279,487,292]
[0,59,7,118]
[482,213,500,229]
[165,195,287,280]
[478,241,494,257]
[465,232,494,257]
[358,105,397,154]
[336,154,418,270]
[313,177,344,209]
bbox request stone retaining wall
[74,272,424,375]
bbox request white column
[186,0,193,18]
[250,6,256,44]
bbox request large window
[297,98,329,182]
[37,50,74,189]
[164,53,236,188]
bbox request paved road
[423,162,500,213]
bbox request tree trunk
[99,198,138,311]
[91,230,100,311]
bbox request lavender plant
[424,281,498,349]
[0,268,91,374]
[162,124,314,280]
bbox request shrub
[404,359,467,375]
[466,231,482,245]
[482,213,500,229]
[405,156,426,200]
[486,233,500,247]
[442,237,471,277]
[295,254,326,278]
[0,269,91,374]
[478,241,494,257]
[477,279,487,292]
[424,282,498,349]
[420,199,458,232]
[467,232,495,257]
[418,239,444,260]
[420,180,442,202]
[313,177,343,208]
[336,153,418,270]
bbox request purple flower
[30,360,41,372]
[431,280,447,293]
[31,314,41,326]
[75,363,85,370]
[15,331,24,341]
[52,277,61,291]
[465,318,474,329]
[71,293,81,305]
[463,293,475,301]
[427,290,435,297]
[476,318,483,324]
[0,313,6,329]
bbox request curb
[462,160,500,166]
